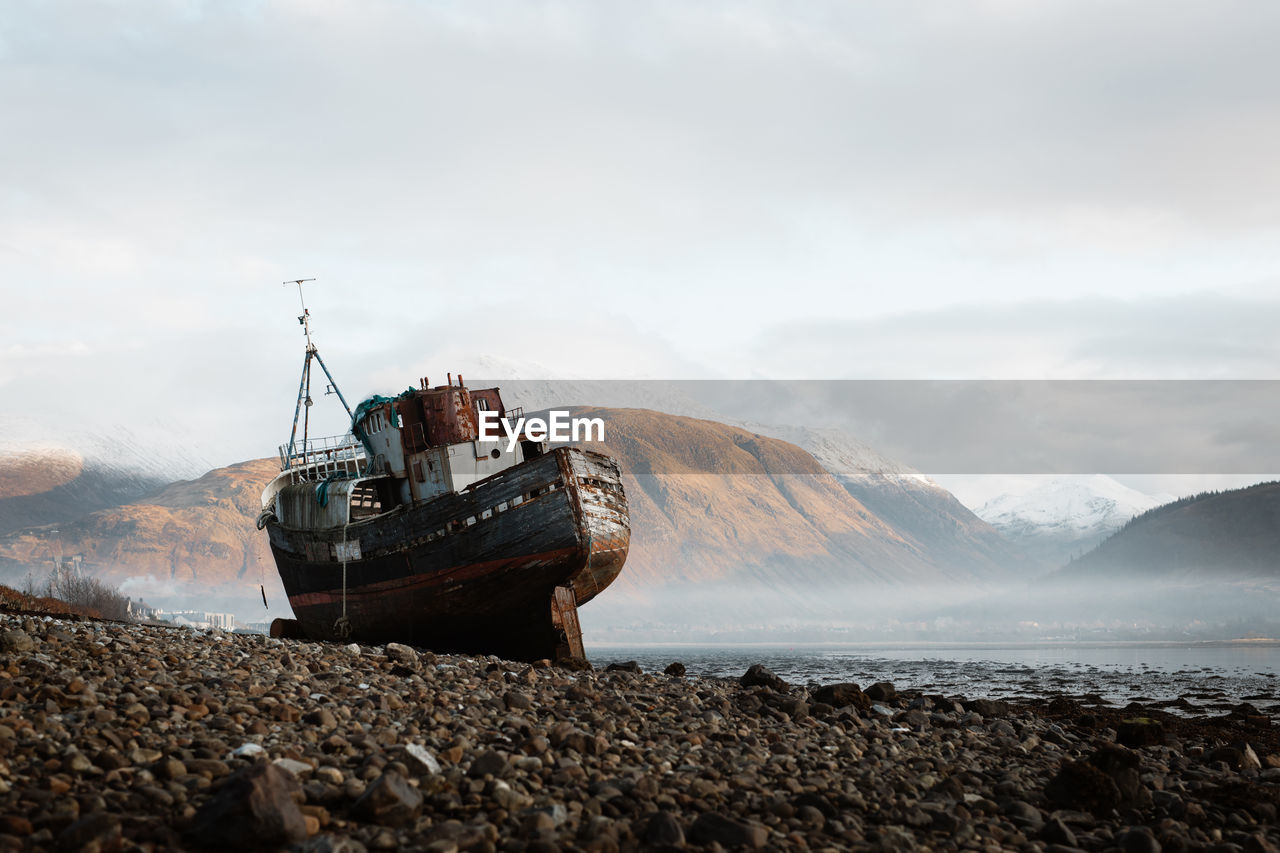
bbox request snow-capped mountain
[975,475,1170,570]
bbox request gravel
[1,611,1278,851]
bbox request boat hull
[264,447,628,660]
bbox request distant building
[125,597,157,621]
[153,610,239,631]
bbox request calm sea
[588,644,1280,713]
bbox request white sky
[3,1,1279,480]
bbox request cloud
[4,1,1280,469]
[741,292,1280,379]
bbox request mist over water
[588,643,1280,712]
[582,575,1280,645]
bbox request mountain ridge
[1051,480,1280,581]
[0,408,1028,615]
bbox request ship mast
[284,279,355,462]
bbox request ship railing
[279,433,368,482]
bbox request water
[589,643,1280,713]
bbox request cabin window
[476,398,489,411]
[412,460,425,482]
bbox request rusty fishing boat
[257,286,629,660]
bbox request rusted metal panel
[470,387,505,419]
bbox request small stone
[384,643,419,668]
[274,758,314,778]
[0,816,33,836]
[0,629,33,653]
[153,758,187,780]
[1121,827,1162,853]
[664,661,686,677]
[640,811,684,846]
[689,813,767,849]
[293,835,370,853]
[1001,799,1043,828]
[504,692,532,711]
[468,750,508,779]
[1244,833,1280,853]
[369,830,398,850]
[56,813,121,853]
[1041,817,1078,847]
[315,766,345,786]
[304,709,338,730]
[352,771,423,827]
[425,841,458,853]
[129,747,163,765]
[403,744,441,775]
[520,804,567,830]
[343,643,361,655]
[230,743,265,759]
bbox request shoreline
[1,611,1278,851]
[588,639,1280,650]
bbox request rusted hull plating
[265,447,629,661]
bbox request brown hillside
[570,408,938,588]
[0,410,1008,602]
[0,459,279,589]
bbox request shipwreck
[257,287,629,661]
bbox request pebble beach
[1,612,1278,853]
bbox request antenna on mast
[284,278,317,351]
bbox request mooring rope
[333,519,352,640]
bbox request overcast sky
[3,1,1278,481]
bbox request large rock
[1090,744,1150,808]
[812,683,871,712]
[1044,760,1123,814]
[1116,718,1165,748]
[963,698,1009,717]
[740,664,788,691]
[865,681,896,702]
[188,762,308,849]
[1045,744,1149,814]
